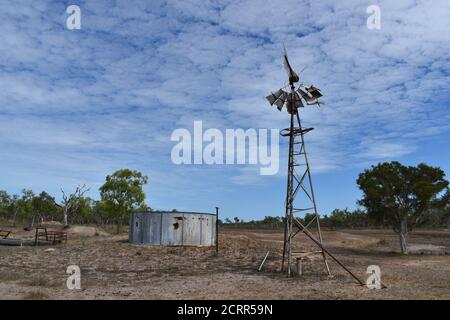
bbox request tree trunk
[116,221,121,234]
[399,218,408,254]
[63,208,69,227]
[12,208,18,227]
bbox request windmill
[265,47,364,285]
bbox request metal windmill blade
[307,100,326,107]
[266,89,286,105]
[266,93,277,105]
[307,85,323,98]
[297,88,316,102]
[266,89,288,111]
[298,85,325,106]
[275,92,288,111]
[274,98,285,111]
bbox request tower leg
[281,112,294,272]
[316,215,331,276]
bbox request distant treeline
[1,162,449,241]
[221,207,450,229]
[0,189,141,227]
[1,193,448,229]
[0,169,149,232]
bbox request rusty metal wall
[129,211,216,246]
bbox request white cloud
[0,0,449,203]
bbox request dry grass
[23,290,48,300]
[23,276,59,288]
[0,271,21,283]
[0,226,449,299]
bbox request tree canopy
[357,161,449,253]
[99,169,148,233]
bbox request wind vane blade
[283,47,299,84]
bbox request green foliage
[61,184,90,226]
[0,191,12,219]
[302,213,316,225]
[357,162,448,230]
[0,190,60,225]
[320,209,370,229]
[261,216,283,228]
[17,189,34,223]
[2,162,448,238]
[0,168,151,227]
[357,161,449,253]
[92,200,114,225]
[31,191,60,222]
[99,169,148,231]
[69,197,95,224]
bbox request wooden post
[296,258,303,276]
[258,251,270,272]
[215,207,219,255]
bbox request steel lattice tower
[266,48,365,284]
[280,83,330,277]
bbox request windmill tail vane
[283,46,299,85]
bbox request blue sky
[0,0,449,220]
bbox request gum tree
[443,190,450,230]
[61,185,90,227]
[0,191,11,221]
[17,189,34,226]
[99,169,148,233]
[31,191,60,226]
[357,161,448,254]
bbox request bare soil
[0,225,449,300]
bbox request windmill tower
[266,48,364,284]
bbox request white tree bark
[399,218,409,254]
[61,185,89,227]
[12,207,19,227]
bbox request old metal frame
[266,52,365,284]
[280,82,331,277]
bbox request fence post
[215,207,219,255]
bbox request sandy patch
[66,226,109,237]
[408,244,446,255]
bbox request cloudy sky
[0,0,449,220]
